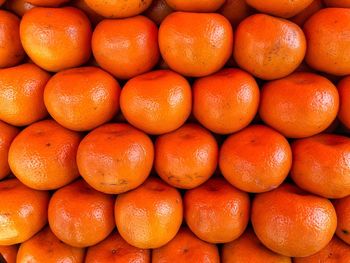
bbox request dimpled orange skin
[338,76,350,129]
[48,179,115,248]
[0,122,19,180]
[16,227,85,263]
[44,67,121,132]
[120,70,192,135]
[5,0,35,17]
[193,68,260,135]
[222,229,292,263]
[26,0,69,6]
[145,0,173,25]
[259,72,339,138]
[234,14,306,80]
[155,124,218,189]
[85,231,151,263]
[159,12,233,77]
[152,227,220,263]
[92,16,159,80]
[184,177,250,243]
[219,125,292,193]
[8,120,81,190]
[0,245,18,263]
[0,178,49,246]
[165,0,225,12]
[219,0,253,26]
[252,184,337,257]
[291,0,324,26]
[115,177,183,249]
[304,8,350,76]
[291,134,350,199]
[20,7,92,72]
[334,196,350,245]
[324,0,350,7]
[77,123,154,194]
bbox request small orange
[77,123,154,194]
[184,177,250,243]
[26,0,69,6]
[234,14,306,80]
[20,7,92,72]
[220,125,292,193]
[0,245,18,263]
[334,195,350,245]
[159,12,233,77]
[324,0,350,7]
[252,184,337,257]
[193,68,259,134]
[152,227,220,263]
[16,227,85,263]
[0,121,19,180]
[0,10,25,68]
[5,0,35,17]
[115,177,183,249]
[165,0,225,12]
[291,0,324,26]
[48,179,115,247]
[85,231,151,263]
[145,0,173,25]
[222,228,292,263]
[219,0,253,26]
[44,67,121,131]
[92,16,159,80]
[8,120,81,190]
[0,178,49,245]
[120,70,191,135]
[0,63,50,127]
[259,72,339,138]
[155,124,218,189]
[338,76,350,129]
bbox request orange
[259,72,339,138]
[252,184,337,257]
[338,76,350,129]
[77,123,154,194]
[155,124,218,189]
[26,0,69,6]
[152,227,220,263]
[334,195,350,245]
[159,12,233,77]
[145,0,173,25]
[85,0,153,18]
[304,8,350,75]
[0,178,49,245]
[0,245,18,263]
[5,0,35,17]
[120,70,191,135]
[16,227,85,263]
[71,0,103,25]
[115,177,183,249]
[165,0,225,12]
[220,125,292,193]
[44,67,121,131]
[193,68,259,134]
[0,63,50,127]
[8,120,81,190]
[48,179,115,247]
[184,177,250,243]
[92,16,159,80]
[291,0,324,26]
[85,231,151,263]
[291,134,350,199]
[324,0,350,7]
[20,7,92,72]
[219,0,253,26]
[0,10,25,68]
[0,121,19,180]
[234,14,306,80]
[222,229,292,263]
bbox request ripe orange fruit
[193,68,259,134]
[5,0,35,17]
[234,14,306,80]
[159,12,233,77]
[334,195,350,245]
[252,184,337,257]
[16,227,85,263]
[184,177,250,243]
[259,72,339,138]
[291,134,350,199]
[20,7,92,72]
[120,70,191,135]
[0,63,50,127]
[26,0,69,6]
[152,227,220,263]
[85,231,151,263]
[0,10,25,68]
[48,179,115,247]
[155,124,218,189]
[0,178,49,245]
[304,8,350,75]
[85,0,153,18]
[0,245,18,263]
[115,177,183,249]
[165,0,225,12]
[222,228,292,263]
[220,125,292,193]
[8,120,81,190]
[219,0,253,26]
[77,123,154,194]
[291,0,324,26]
[145,0,173,25]
[44,67,121,131]
[338,76,350,129]
[92,16,159,79]
[324,0,350,7]
[0,121,19,180]
[71,0,103,25]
